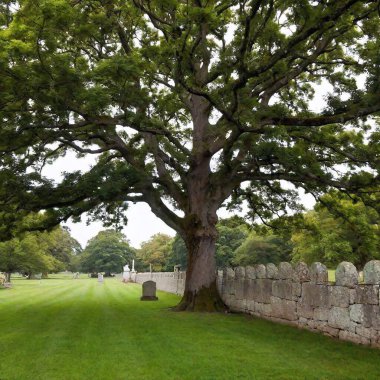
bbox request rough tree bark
[174,224,226,312]
[172,93,227,311]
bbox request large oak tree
[0,0,380,310]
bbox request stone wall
[134,260,380,348]
[135,271,186,295]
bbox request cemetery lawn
[1,277,379,380]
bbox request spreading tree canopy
[1,0,380,310]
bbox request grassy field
[1,276,379,380]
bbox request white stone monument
[131,259,137,282]
[98,273,104,283]
[123,264,130,283]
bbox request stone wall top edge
[138,260,380,285]
[225,261,380,285]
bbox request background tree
[166,234,188,271]
[39,226,82,272]
[137,233,173,272]
[291,193,380,268]
[0,232,62,281]
[215,217,249,268]
[0,214,81,280]
[233,232,292,266]
[80,230,135,276]
[1,1,380,310]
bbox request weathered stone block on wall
[246,300,255,313]
[320,325,339,337]
[301,283,329,308]
[255,264,266,279]
[245,279,255,300]
[255,302,272,316]
[370,306,380,330]
[328,307,351,330]
[229,298,247,313]
[252,279,272,303]
[266,263,278,279]
[339,330,370,345]
[217,270,223,293]
[293,262,310,283]
[278,262,293,279]
[364,260,380,285]
[335,262,358,288]
[349,321,358,333]
[329,286,350,308]
[234,277,246,300]
[270,296,297,321]
[297,302,314,319]
[226,267,235,279]
[314,307,329,321]
[224,268,235,295]
[272,280,293,300]
[354,285,379,305]
[350,304,375,328]
[246,266,256,280]
[222,294,233,306]
[356,326,377,341]
[292,282,302,298]
[306,319,325,331]
[235,266,246,279]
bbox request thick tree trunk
[174,222,226,312]
[5,272,11,282]
[170,93,228,311]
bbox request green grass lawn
[1,277,379,380]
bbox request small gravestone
[141,280,158,301]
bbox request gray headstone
[141,280,158,301]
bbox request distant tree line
[0,214,82,282]
[1,192,379,281]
